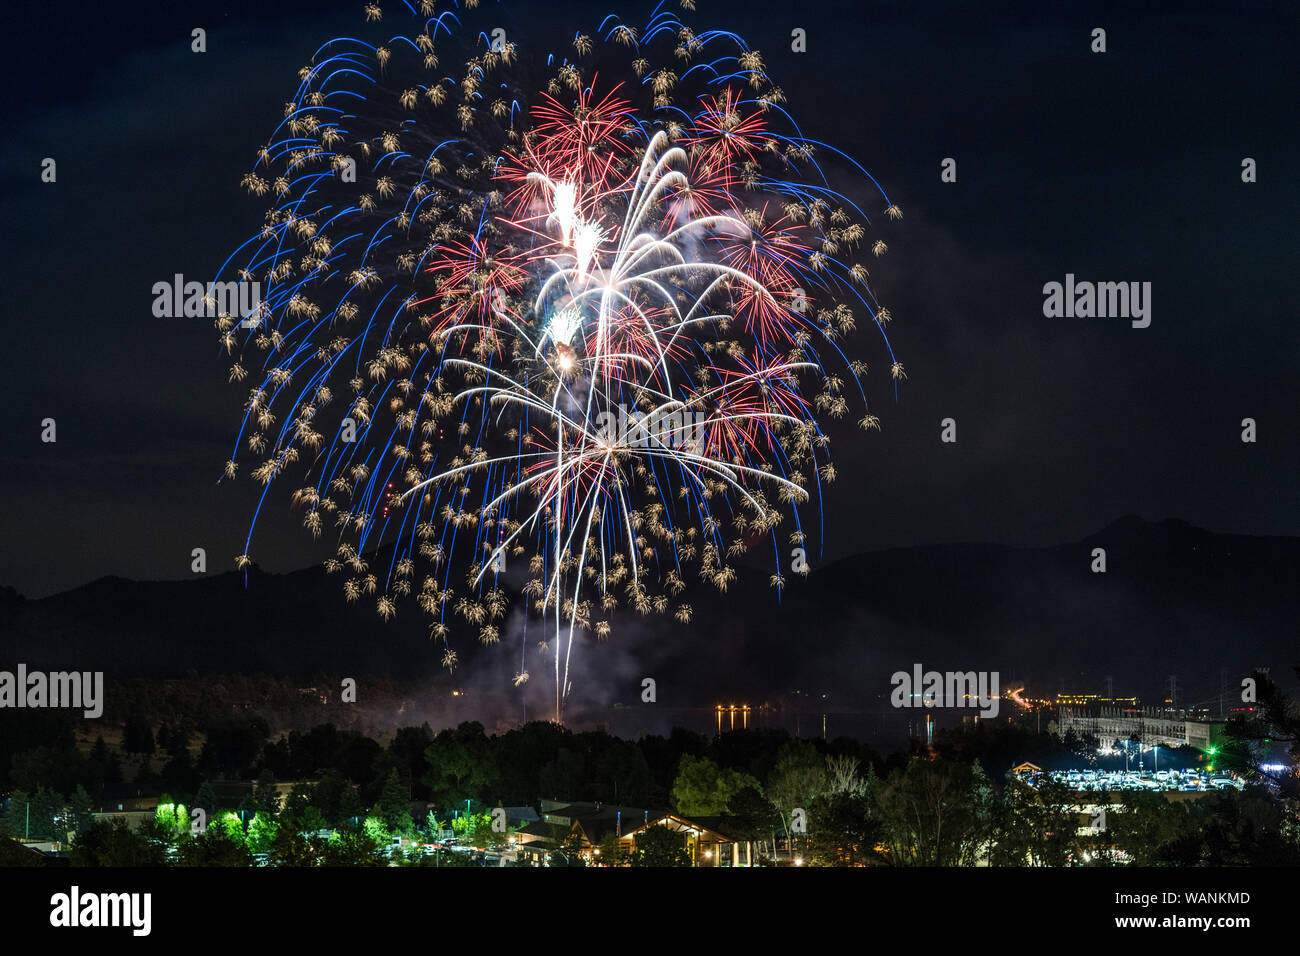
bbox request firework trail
[213,0,905,723]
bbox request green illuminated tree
[363,815,391,848]
[320,828,382,866]
[209,810,246,843]
[154,801,189,841]
[247,811,280,854]
[670,754,761,816]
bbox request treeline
[5,736,1298,867]
[3,715,1298,866]
[3,666,1297,866]
[92,673,398,733]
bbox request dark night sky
[1,0,1296,599]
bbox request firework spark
[214,2,904,723]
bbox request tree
[208,811,246,844]
[298,806,329,837]
[86,736,122,790]
[766,742,827,844]
[3,790,30,839]
[597,832,630,866]
[158,723,189,756]
[283,782,314,822]
[588,733,655,805]
[0,824,46,867]
[177,830,253,867]
[630,824,690,867]
[69,785,95,841]
[253,770,281,817]
[320,828,382,866]
[338,734,382,784]
[376,768,414,835]
[11,746,83,796]
[311,773,345,825]
[161,746,199,794]
[424,722,497,806]
[259,736,294,779]
[1222,667,1300,800]
[195,780,220,819]
[988,777,1083,867]
[724,784,780,861]
[670,754,761,816]
[550,831,589,867]
[494,721,572,805]
[450,810,499,848]
[1100,791,1188,865]
[966,760,996,863]
[1160,789,1300,866]
[197,714,268,776]
[338,783,364,830]
[538,747,586,798]
[154,801,190,842]
[875,758,988,866]
[421,810,444,842]
[389,725,435,798]
[269,825,318,867]
[70,818,166,867]
[29,787,64,842]
[247,812,280,854]
[123,713,155,756]
[363,815,391,850]
[808,791,880,866]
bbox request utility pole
[1105,675,1114,700]
[1167,675,1178,713]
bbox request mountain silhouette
[1,517,1295,717]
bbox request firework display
[214,0,903,721]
